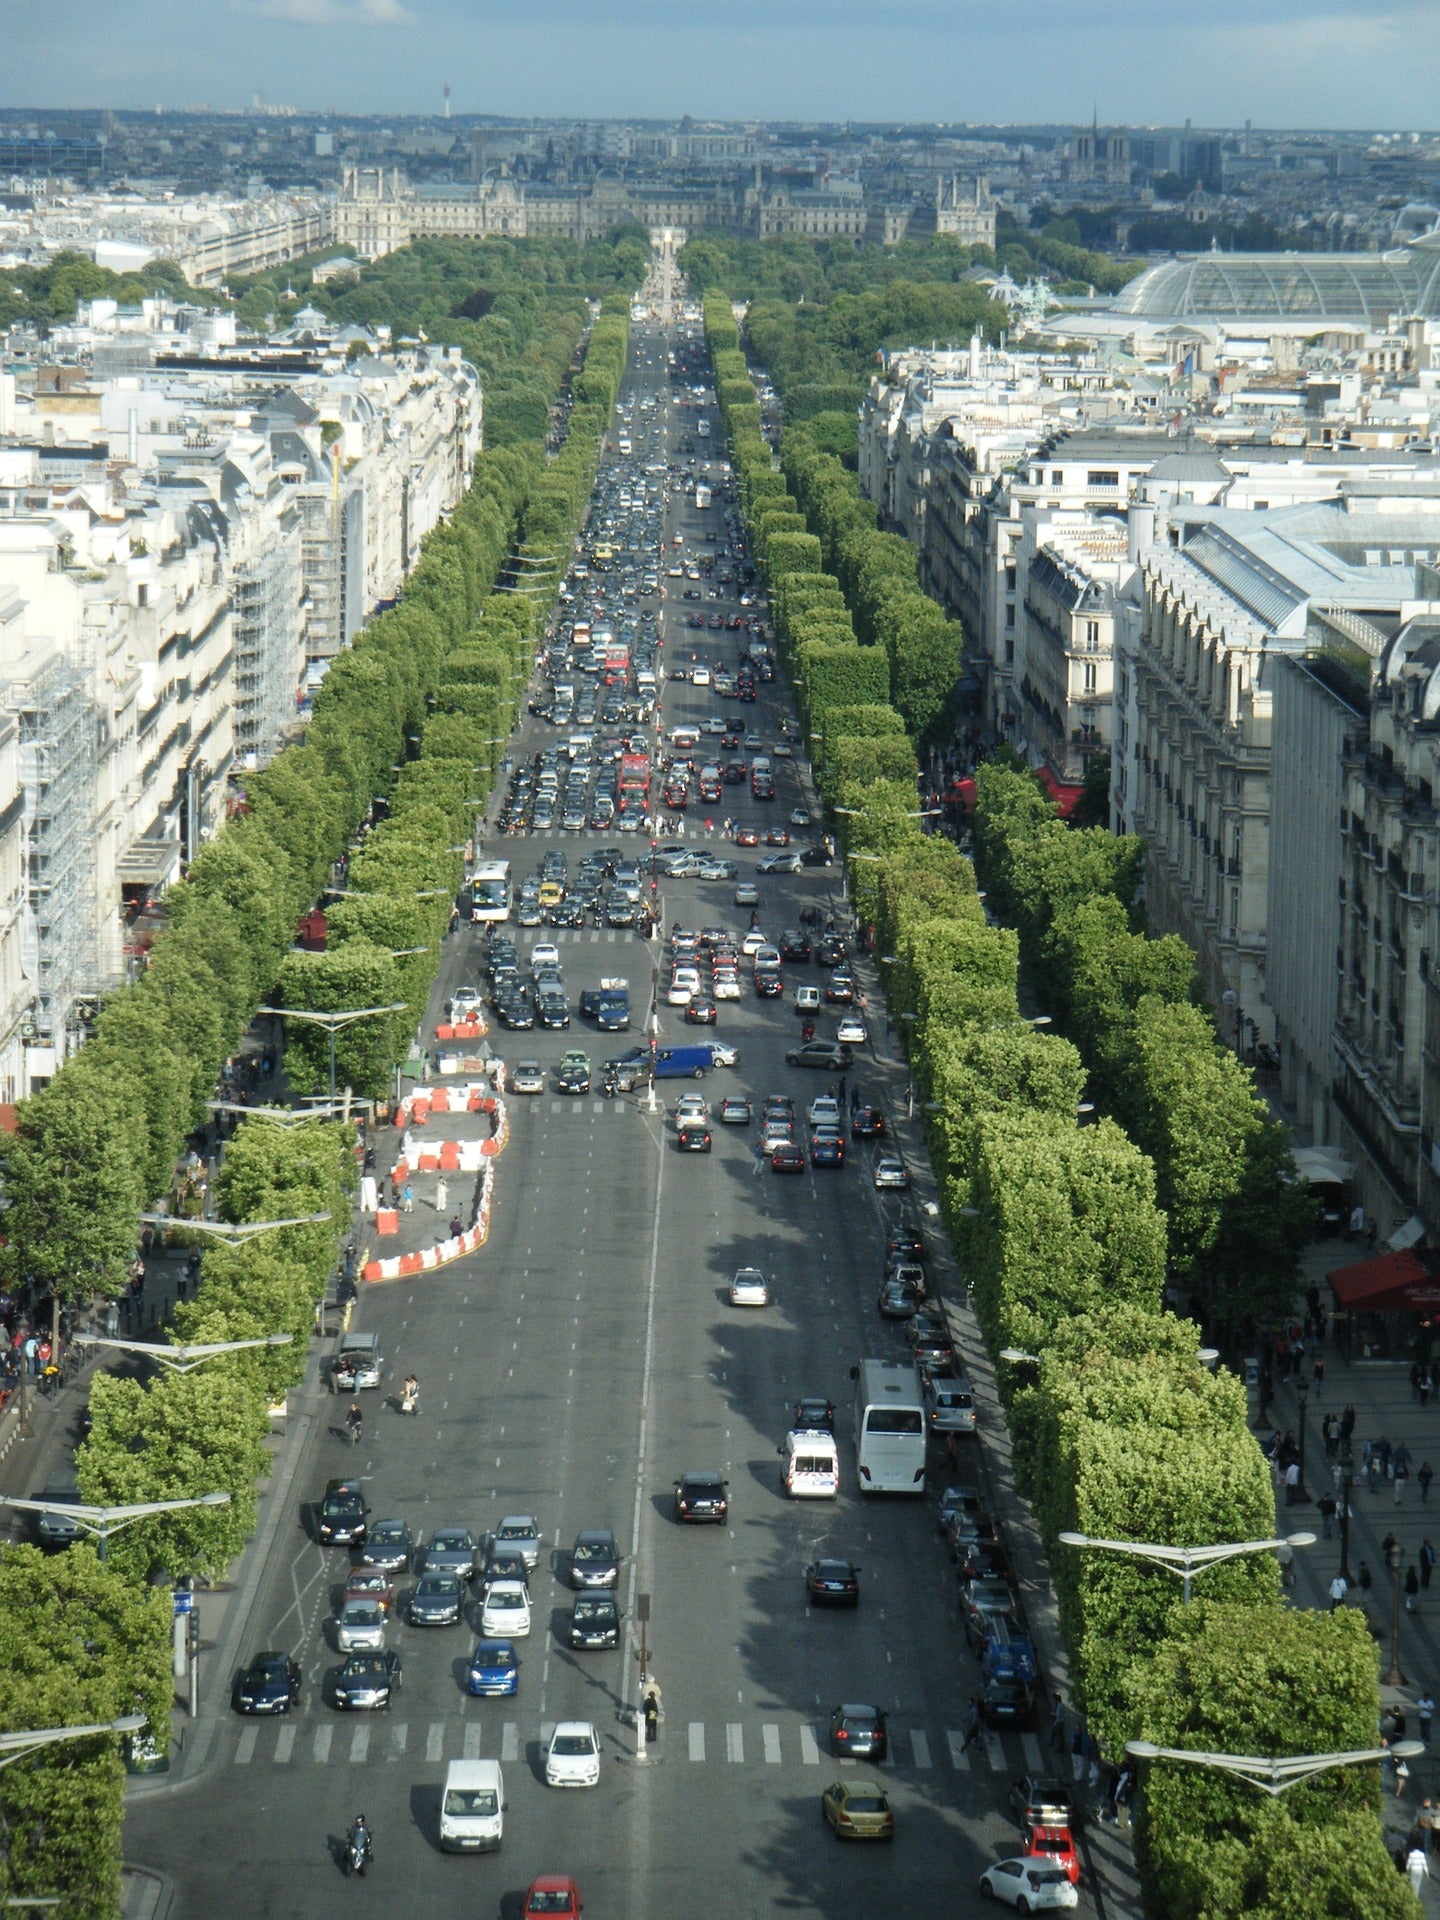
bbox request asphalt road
[126,312,1071,1919]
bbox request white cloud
[244,0,415,25]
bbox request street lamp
[256,1003,408,1105]
[72,1332,294,1375]
[1125,1735,1423,1797]
[0,1490,230,1561]
[141,1213,331,1245]
[0,1714,146,1770]
[1058,1529,1316,1606]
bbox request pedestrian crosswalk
[226,1715,1047,1775]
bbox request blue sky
[1,0,1433,127]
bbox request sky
[2,0,1437,128]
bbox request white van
[781,1428,840,1499]
[438,1758,505,1852]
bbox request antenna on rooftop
[443,84,451,119]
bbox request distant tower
[443,84,451,119]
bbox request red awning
[956,777,977,812]
[1036,767,1085,819]
[1328,1251,1440,1314]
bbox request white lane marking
[763,1724,781,1765]
[426,1722,444,1763]
[689,1722,705,1762]
[983,1730,1005,1770]
[726,1724,744,1763]
[1021,1732,1044,1770]
[273,1724,296,1765]
[349,1726,369,1764]
[501,1722,519,1762]
[464,1724,482,1760]
[313,1725,332,1764]
[234,1725,258,1765]
[946,1730,970,1772]
[800,1725,820,1765]
[911,1729,932,1769]
[390,1722,407,1759]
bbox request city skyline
[2,0,1436,130]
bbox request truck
[579,978,631,1031]
[694,484,712,510]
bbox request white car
[740,928,768,957]
[874,1154,910,1191]
[760,1116,795,1154]
[510,1061,545,1094]
[545,1720,601,1788]
[978,1860,1078,1911]
[836,1015,868,1046]
[529,943,561,975]
[808,1095,841,1129]
[712,971,742,1000]
[794,984,822,1012]
[751,945,781,971]
[335,1600,387,1654]
[729,1267,770,1308]
[449,987,483,1021]
[690,664,710,684]
[703,716,727,734]
[478,1581,532,1639]
[707,1040,739,1068]
[675,1094,711,1129]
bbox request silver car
[335,1600,387,1653]
[489,1515,542,1571]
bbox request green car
[556,1050,592,1095]
[821,1781,894,1840]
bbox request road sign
[172,1590,193,1615]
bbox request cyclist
[346,1400,364,1447]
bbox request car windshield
[574,1540,610,1561]
[553,1734,595,1756]
[574,1598,610,1620]
[528,1895,575,1914]
[443,1789,498,1816]
[847,1795,885,1812]
[477,1644,515,1667]
[499,1523,533,1541]
[490,1591,524,1610]
[344,1603,381,1623]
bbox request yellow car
[820,1780,894,1840]
[538,881,565,908]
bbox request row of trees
[702,297,1412,1919]
[0,239,636,1916]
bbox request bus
[851,1359,926,1494]
[468,859,512,924]
[694,484,712,510]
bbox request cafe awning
[1292,1146,1356,1186]
[1328,1250,1440,1314]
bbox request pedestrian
[1366,1444,1381,1496]
[1423,1540,1437,1590]
[960,1693,982,1751]
[1322,1412,1338,1459]
[420,1050,431,1084]
[1329,1571,1349,1610]
[1284,1459,1301,1506]
[1359,1559,1374,1592]
[837,1075,847,1109]
[1397,1444,1413,1504]
[1420,1694,1436,1745]
[752,1141,765,1179]
[1070,1724,1086,1785]
[401,1182,414,1214]
[1424,1367,1435,1410]
[1318,1492,1336,1540]
[1409,1564,1421,1613]
[1341,1401,1357,1442]
[435,1177,448,1216]
[1408,1845,1430,1896]
[850,1084,860,1112]
[1050,1693,1066,1753]
[1424,1463,1436,1504]
[1109,1764,1134,1826]
[448,1214,463,1240]
[1350,1201,1367,1240]
[1312,1354,1326,1397]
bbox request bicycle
[346,1404,364,1449]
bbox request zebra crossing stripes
[762,1725,781,1765]
[910,1730,932,1770]
[274,1724,295,1765]
[946,1729,971,1773]
[689,1722,705,1762]
[501,1722,519,1762]
[234,1724,258,1766]
[425,1722,444,1763]
[726,1724,744,1763]
[349,1726,369,1764]
[463,1723,483,1761]
[800,1725,819,1766]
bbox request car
[485,1515,541,1570]
[568,1593,621,1650]
[756,851,802,875]
[317,1479,369,1548]
[423,1528,479,1579]
[828,1703,888,1762]
[546,1721,601,1788]
[677,1123,712,1152]
[233,1650,301,1715]
[925,1376,977,1434]
[1008,1774,1081,1832]
[718,1095,752,1126]
[479,1579,532,1639]
[674,1471,729,1524]
[734,829,760,850]
[675,1092,711,1126]
[358,1517,412,1575]
[344,1567,394,1615]
[408,1572,464,1628]
[476,1544,531,1593]
[335,1599,387,1654]
[761,1114,796,1155]
[982,1674,1036,1730]
[962,1579,1021,1648]
[793,1394,836,1433]
[536,993,571,1029]
[878,1278,923,1320]
[808,1094,840,1128]
[1023,1824,1081,1885]
[753,967,784,998]
[835,1014,868,1045]
[804,1559,860,1607]
[811,1130,845,1167]
[449,986,483,1021]
[511,1060,546,1095]
[873,1154,910,1190]
[820,1780,894,1841]
[523,1875,584,1917]
[333,1649,403,1711]
[740,927,769,957]
[685,997,718,1025]
[793,983,822,1013]
[851,1104,885,1138]
[786,1040,852,1071]
[779,931,811,963]
[771,1141,806,1173]
[570,1529,621,1589]
[465,1638,520,1697]
[556,1051,592,1095]
[729,1266,770,1307]
[978,1860,1079,1911]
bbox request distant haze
[0,0,1432,127]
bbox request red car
[1023,1823,1080,1885]
[524,1877,583,1917]
[771,1142,806,1174]
[343,1568,394,1615]
[765,828,790,847]
[734,826,759,848]
[685,998,718,1025]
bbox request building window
[1085,619,1100,649]
[1051,470,1063,486]
[1086,470,1119,488]
[1083,661,1097,694]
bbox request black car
[494,996,535,1031]
[825,971,855,1004]
[828,1703,888,1762]
[317,1479,368,1547]
[570,1528,621,1589]
[556,1058,591,1095]
[753,968,784,999]
[1008,1773,1080,1830]
[333,1650,402,1711]
[568,1593,620,1650]
[816,934,848,968]
[980,1677,1036,1731]
[785,1040,852,1071]
[851,1105,885,1139]
[477,1546,531,1592]
[674,1471,729,1524]
[408,1572,464,1627]
[804,1559,860,1607]
[794,1395,836,1433]
[360,1518,413,1574]
[234,1650,301,1715]
[677,1125,712,1152]
[535,994,571,1030]
[779,931,812,963]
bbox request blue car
[465,1639,519,1697]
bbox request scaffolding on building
[232,526,303,770]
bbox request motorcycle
[601,1072,619,1099]
[346,1826,373,1877]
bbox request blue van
[653,1045,714,1080]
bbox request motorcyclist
[602,1064,619,1097]
[349,1813,373,1873]
[801,1018,816,1042]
